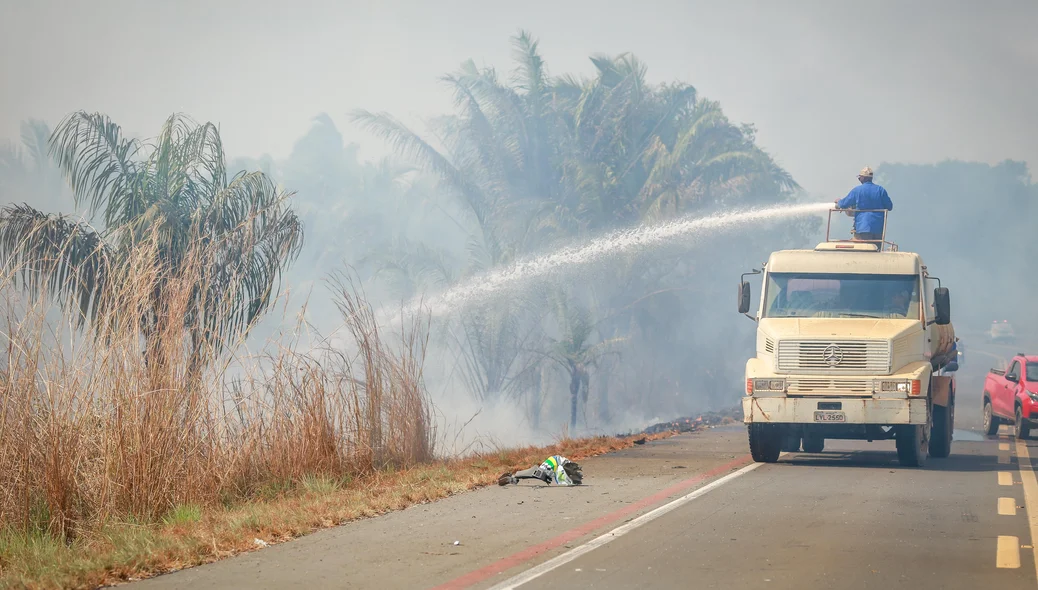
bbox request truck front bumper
[742,396,928,425]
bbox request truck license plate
[814,410,846,422]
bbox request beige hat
[858,166,874,178]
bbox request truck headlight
[752,378,785,392]
[1029,391,1038,402]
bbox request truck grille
[892,336,915,359]
[787,378,872,396]
[776,340,891,374]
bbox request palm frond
[584,336,626,362]
[0,204,110,325]
[203,173,303,321]
[196,200,303,352]
[49,111,142,225]
[441,72,510,178]
[349,109,494,228]
[182,119,229,207]
[589,54,622,88]
[512,30,548,98]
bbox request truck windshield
[764,273,920,319]
[1028,363,1038,382]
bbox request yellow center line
[1000,471,1015,486]
[998,535,1022,568]
[1000,497,1019,516]
[1015,441,1038,581]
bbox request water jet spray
[382,201,831,323]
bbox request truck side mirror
[738,282,751,314]
[934,287,950,325]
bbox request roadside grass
[0,431,678,590]
[0,234,690,589]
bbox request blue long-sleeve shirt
[837,181,893,234]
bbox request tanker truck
[737,210,957,467]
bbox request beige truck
[737,215,957,467]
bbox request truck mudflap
[931,376,953,407]
[742,397,928,425]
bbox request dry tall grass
[0,234,434,542]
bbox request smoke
[3,1,1035,198]
[2,3,1036,452]
[878,160,1038,337]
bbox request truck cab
[983,355,1038,438]
[738,212,955,467]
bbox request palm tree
[0,111,304,370]
[550,57,801,227]
[351,31,803,421]
[546,291,624,429]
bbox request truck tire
[1016,406,1031,440]
[896,424,927,467]
[929,403,952,458]
[748,424,782,463]
[802,435,825,454]
[983,400,999,436]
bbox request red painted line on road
[430,453,753,590]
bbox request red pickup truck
[983,354,1038,438]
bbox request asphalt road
[483,337,1038,590]
[493,432,1038,590]
[132,335,1038,590]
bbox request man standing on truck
[835,166,893,242]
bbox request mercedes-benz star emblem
[822,344,844,366]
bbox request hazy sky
[2,0,1035,198]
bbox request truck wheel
[896,424,927,467]
[1016,406,1031,440]
[983,400,999,436]
[929,404,952,458]
[748,424,782,463]
[802,435,825,454]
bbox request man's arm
[836,189,856,209]
[882,188,893,210]
[836,189,857,217]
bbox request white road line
[1001,455,1012,464]
[999,497,1017,516]
[1002,443,1012,452]
[485,461,765,590]
[1001,471,1015,486]
[998,535,1021,568]
[1015,441,1038,582]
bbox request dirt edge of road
[3,413,741,590]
